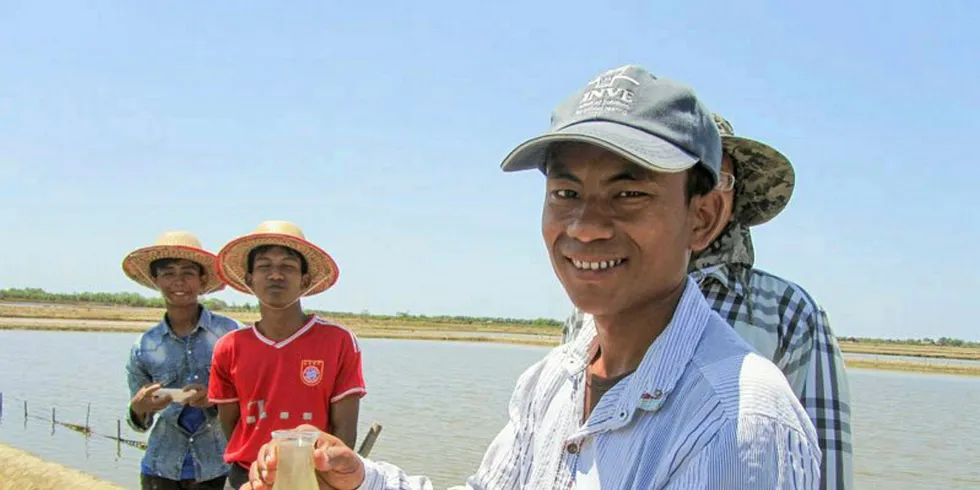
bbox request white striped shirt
[564,225,854,490]
[359,278,821,489]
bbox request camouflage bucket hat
[713,114,795,227]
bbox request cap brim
[500,120,699,174]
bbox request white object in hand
[153,387,196,404]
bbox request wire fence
[0,392,147,451]
[0,392,384,457]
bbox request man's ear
[244,273,254,288]
[689,190,728,253]
[301,273,312,289]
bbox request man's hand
[241,424,365,490]
[182,383,211,408]
[130,383,171,417]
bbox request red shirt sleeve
[208,334,239,404]
[330,330,366,403]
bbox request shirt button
[618,411,628,419]
[642,389,664,400]
[189,437,194,443]
[566,442,579,454]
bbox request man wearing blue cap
[562,112,853,490]
[240,65,821,489]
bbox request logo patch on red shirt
[300,359,324,387]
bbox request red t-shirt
[208,315,366,468]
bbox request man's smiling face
[541,142,717,317]
[151,259,204,307]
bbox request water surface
[1,330,976,489]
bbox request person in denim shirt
[122,231,242,490]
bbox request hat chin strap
[137,268,162,293]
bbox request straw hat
[121,231,225,294]
[712,114,795,227]
[216,220,339,297]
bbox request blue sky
[1,1,977,341]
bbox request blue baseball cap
[500,65,721,184]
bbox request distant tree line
[0,287,562,328]
[0,287,231,312]
[838,335,979,348]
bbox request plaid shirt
[561,223,852,490]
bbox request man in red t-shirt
[208,220,366,490]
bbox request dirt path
[0,443,125,490]
[0,317,153,331]
[0,316,561,346]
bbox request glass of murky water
[271,429,320,490]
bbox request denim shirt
[125,306,242,481]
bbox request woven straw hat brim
[121,245,225,295]
[216,233,339,297]
[722,135,796,227]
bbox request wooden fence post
[357,422,383,458]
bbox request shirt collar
[562,277,714,421]
[161,305,213,339]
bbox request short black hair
[247,245,309,274]
[149,258,204,278]
[685,165,716,203]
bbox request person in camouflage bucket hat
[686,114,795,272]
[712,113,795,227]
[562,113,854,490]
[685,114,852,490]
